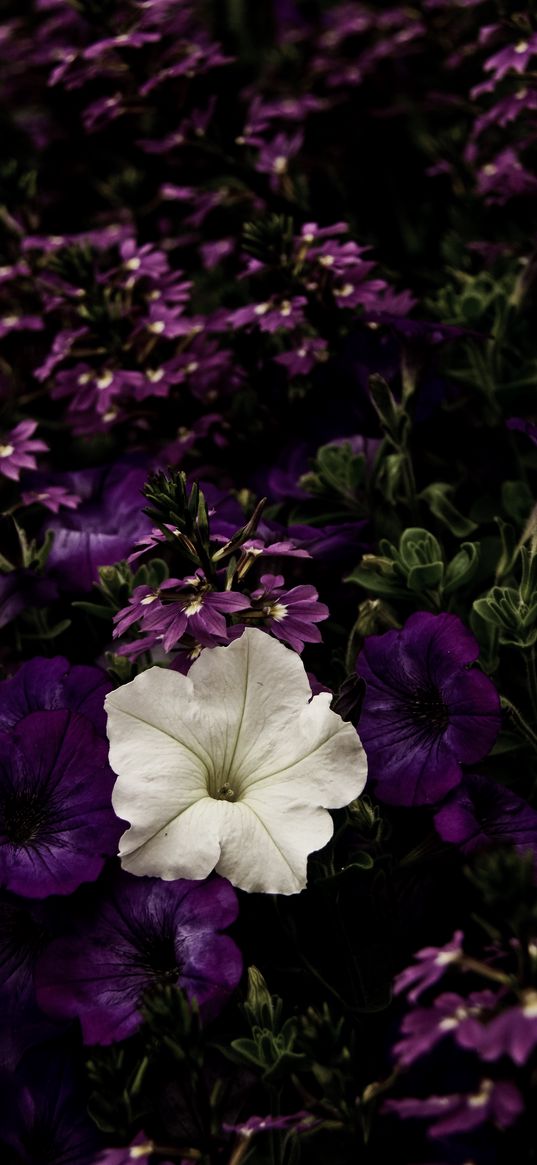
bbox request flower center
[407,687,449,733]
[137,929,181,985]
[0,443,15,458]
[2,787,53,846]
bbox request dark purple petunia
[0,655,111,736]
[0,892,65,1068]
[0,710,121,898]
[35,870,242,1044]
[0,1043,105,1165]
[433,774,537,857]
[42,460,152,591]
[357,612,501,805]
[383,1078,523,1137]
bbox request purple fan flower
[0,1044,106,1165]
[357,613,501,806]
[433,774,537,857]
[21,485,80,513]
[0,655,111,736]
[114,572,250,652]
[394,931,464,1003]
[392,990,498,1067]
[223,1111,318,1138]
[0,421,48,482]
[0,709,121,897]
[457,991,537,1066]
[249,573,329,652]
[36,871,242,1044]
[44,461,152,591]
[384,1078,523,1137]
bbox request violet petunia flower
[357,612,501,806]
[394,931,464,1003]
[383,1078,523,1137]
[249,573,329,653]
[0,1043,106,1165]
[0,421,48,482]
[114,572,250,652]
[43,461,152,592]
[0,655,111,736]
[35,871,242,1044]
[0,709,121,897]
[433,774,537,858]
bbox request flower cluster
[2,0,537,1161]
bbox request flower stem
[501,696,537,751]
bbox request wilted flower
[106,628,367,893]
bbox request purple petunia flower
[433,774,537,858]
[0,709,121,897]
[357,612,501,806]
[249,573,329,653]
[43,461,152,591]
[394,931,464,1003]
[35,871,242,1044]
[0,655,111,736]
[114,572,250,652]
[0,421,48,482]
[0,1043,106,1164]
[0,893,64,1068]
[383,1078,523,1137]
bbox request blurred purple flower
[357,613,501,806]
[392,989,498,1067]
[0,655,111,735]
[456,991,537,1066]
[36,871,242,1043]
[384,1078,523,1137]
[44,461,152,592]
[433,774,537,857]
[0,1044,106,1164]
[0,422,48,482]
[394,931,464,1003]
[0,709,121,897]
[21,485,80,513]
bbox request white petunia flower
[105,627,367,894]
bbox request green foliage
[228,967,307,1082]
[300,443,366,512]
[347,526,480,607]
[243,214,295,266]
[473,546,537,648]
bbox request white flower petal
[119,797,222,881]
[214,798,334,894]
[105,628,368,894]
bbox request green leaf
[419,483,478,537]
[444,542,480,595]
